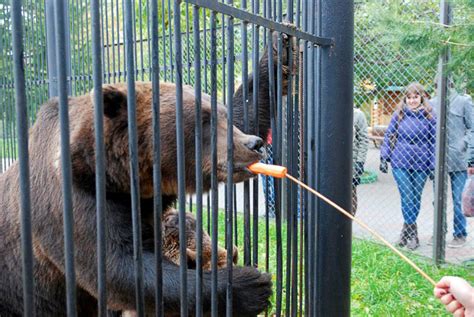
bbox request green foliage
[355,0,474,98]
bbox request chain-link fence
[353,0,474,265]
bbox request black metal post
[315,1,354,316]
[433,0,451,265]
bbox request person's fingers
[452,307,465,317]
[434,287,447,298]
[446,300,463,314]
[440,293,454,305]
[436,276,454,289]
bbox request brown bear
[160,209,238,270]
[233,31,298,140]
[0,81,272,316]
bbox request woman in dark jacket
[380,82,436,250]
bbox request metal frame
[4,0,353,315]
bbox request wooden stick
[285,173,437,286]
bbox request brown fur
[161,209,238,270]
[0,81,271,316]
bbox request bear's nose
[245,136,264,152]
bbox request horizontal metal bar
[185,0,334,46]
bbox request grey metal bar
[209,11,219,317]
[91,0,107,315]
[251,0,260,267]
[315,0,354,316]
[55,0,77,314]
[225,1,235,315]
[433,0,450,265]
[240,0,251,267]
[138,0,145,80]
[150,0,164,314]
[184,0,333,46]
[167,0,174,79]
[160,0,168,82]
[186,2,191,84]
[124,0,145,315]
[45,0,58,97]
[193,5,204,316]
[11,1,34,314]
[173,1,188,315]
[116,0,122,81]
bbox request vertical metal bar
[207,193,211,234]
[45,0,58,97]
[225,2,235,315]
[234,185,238,248]
[146,0,151,79]
[167,0,174,79]
[101,0,108,83]
[203,12,208,93]
[110,0,116,83]
[116,0,121,81]
[265,2,283,315]
[38,0,48,107]
[315,0,353,316]
[71,0,78,95]
[221,13,226,103]
[55,0,77,314]
[193,5,204,317]
[210,11,219,317]
[310,0,318,314]
[160,0,168,82]
[91,0,107,315]
[11,1,34,314]
[241,0,251,267]
[251,0,260,268]
[124,0,145,315]
[132,0,138,79]
[303,0,317,316]
[173,1,188,315]
[186,2,191,84]
[64,1,72,95]
[150,0,164,313]
[433,0,450,265]
[138,0,145,80]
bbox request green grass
[199,208,473,316]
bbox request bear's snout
[245,136,264,152]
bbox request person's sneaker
[447,236,467,248]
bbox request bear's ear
[272,32,289,51]
[90,85,127,118]
[102,85,127,118]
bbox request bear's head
[72,82,264,198]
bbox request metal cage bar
[11,1,34,315]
